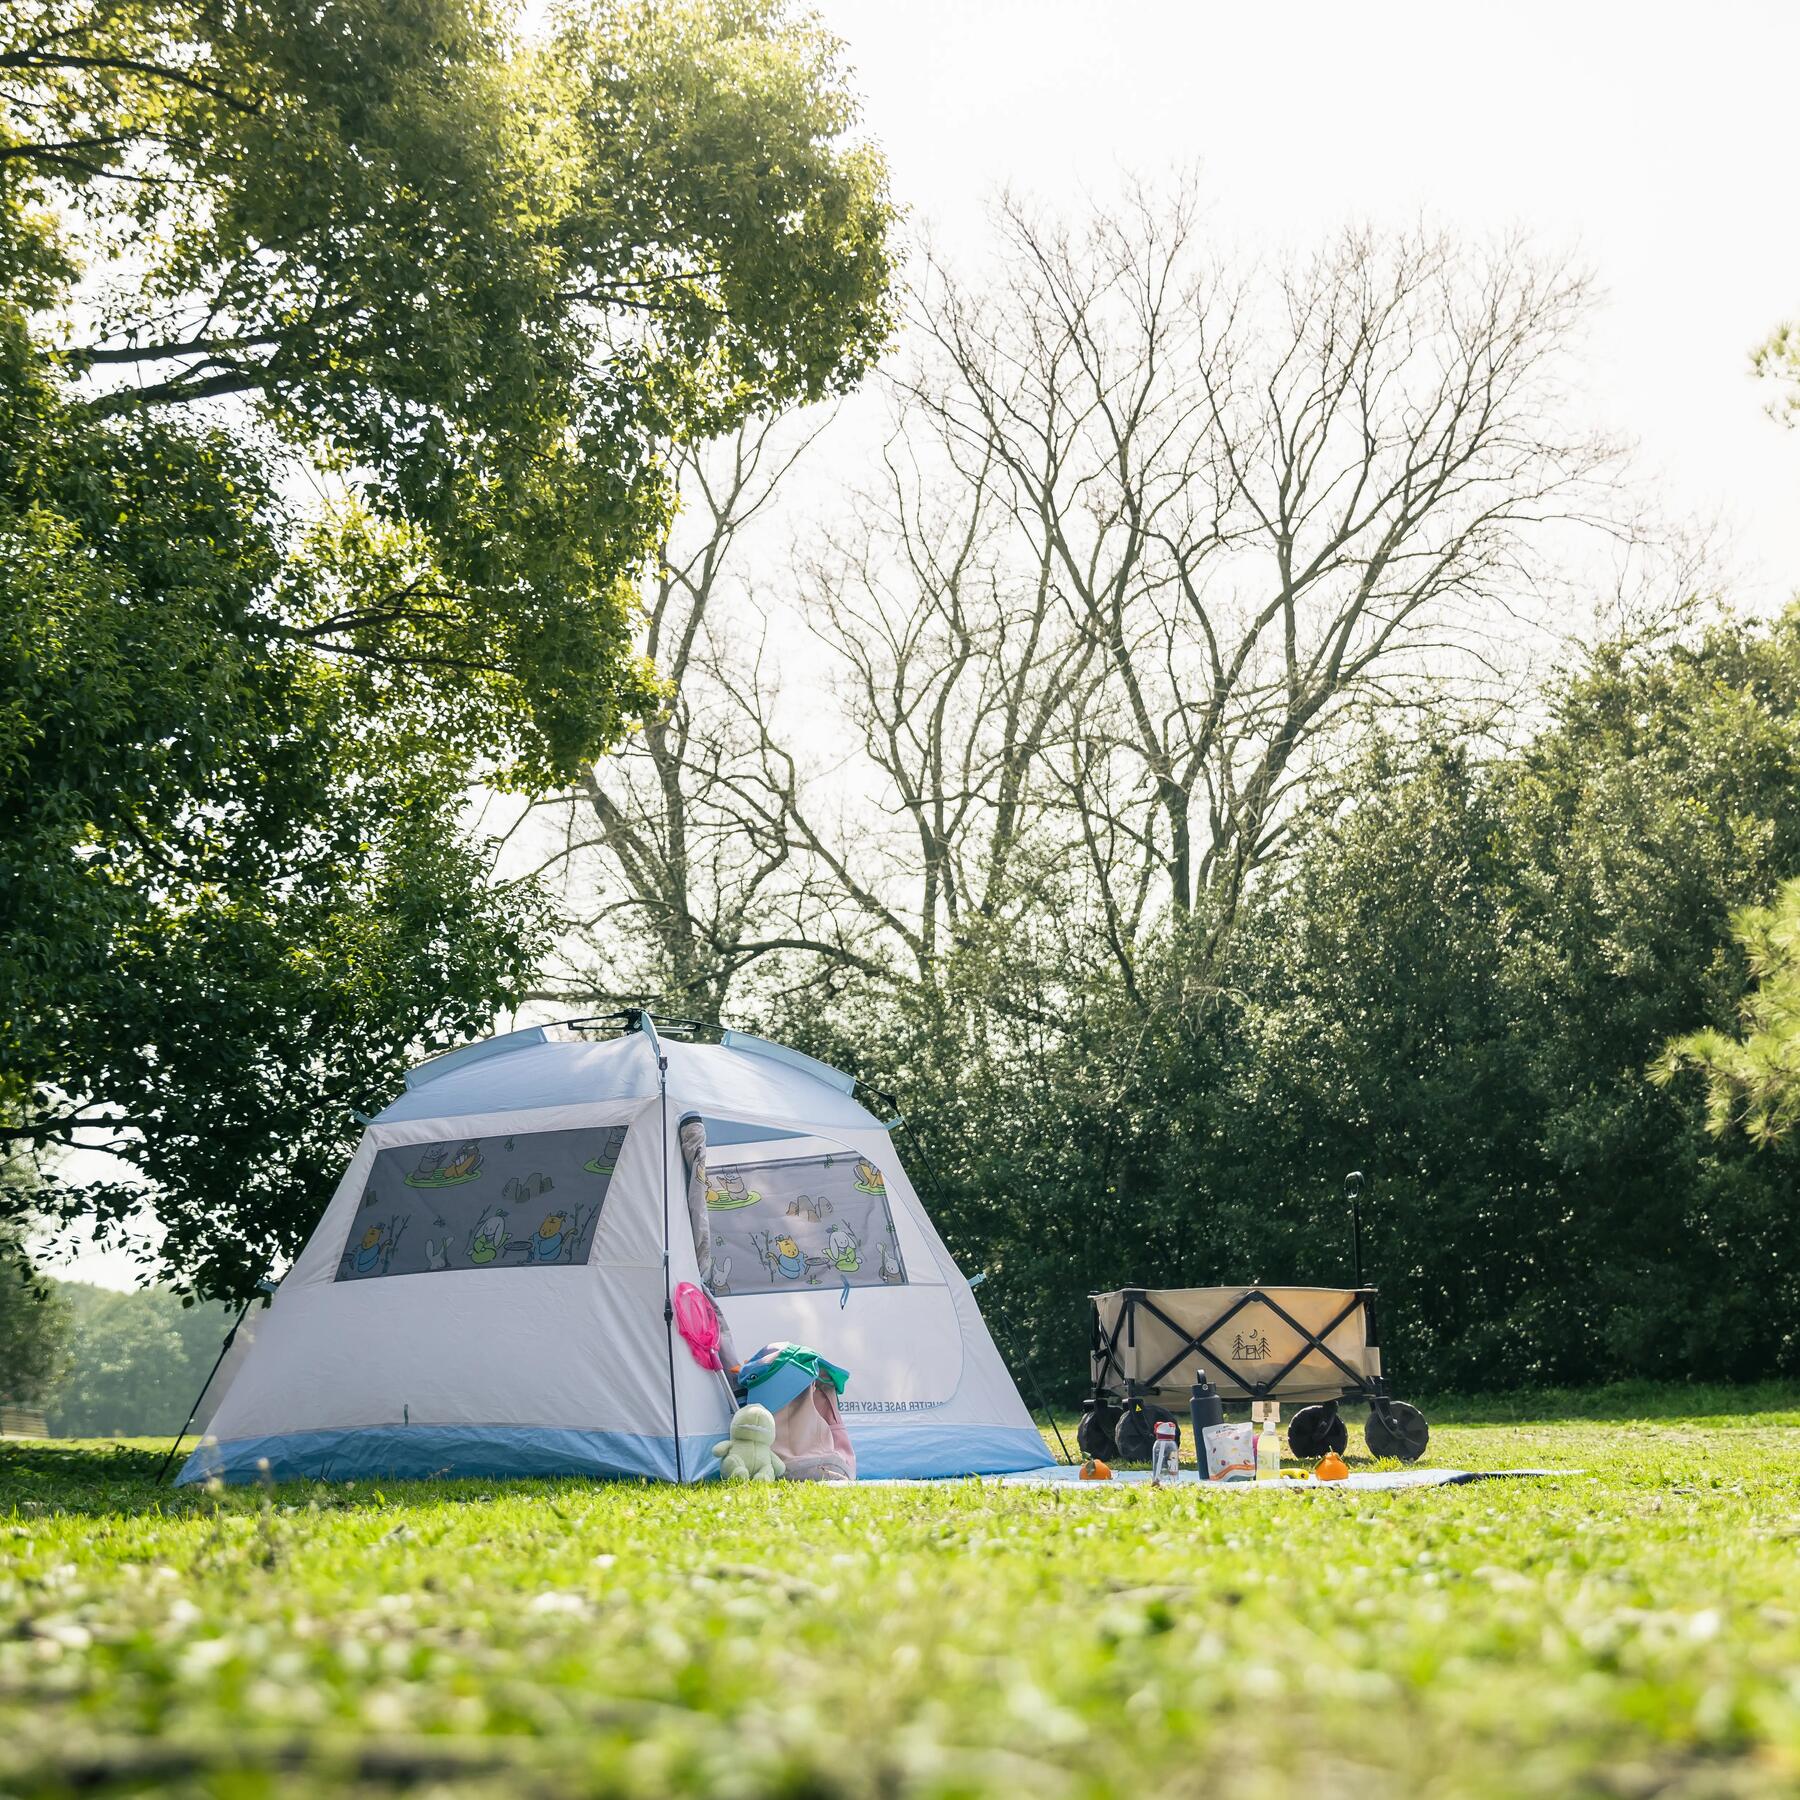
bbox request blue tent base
[848,1424,1055,1479]
[177,1421,1055,1487]
[176,1425,720,1487]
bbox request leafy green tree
[0,1152,73,1411]
[41,1283,237,1438]
[4,1,894,777]
[1183,612,1800,1387]
[1495,613,1800,1376]
[0,1235,71,1411]
[1,0,895,1294]
[1656,877,1800,1145]
[1,317,561,1292]
[1198,745,1547,1387]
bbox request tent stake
[155,1294,253,1484]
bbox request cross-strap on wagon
[1079,1285,1430,1463]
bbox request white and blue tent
[179,1018,1051,1484]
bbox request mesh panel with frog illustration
[336,1124,630,1280]
[702,1147,906,1296]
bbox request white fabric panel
[656,1114,738,1449]
[191,1301,262,1439]
[283,1099,653,1290]
[712,1119,963,1401]
[376,1034,880,1135]
[284,1130,381,1290]
[202,1265,678,1437]
[717,1121,1033,1435]
[719,1285,965,1403]
[585,1099,680,1269]
[871,1142,1038,1435]
[202,1094,730,1451]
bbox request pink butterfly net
[673,1281,724,1371]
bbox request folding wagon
[1078,1285,1431,1463]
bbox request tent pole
[640,1010,683,1484]
[156,1294,254,1484]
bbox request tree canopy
[1657,877,1800,1146]
[0,1237,70,1412]
[1,0,896,1294]
[40,1281,237,1438]
[3,0,894,781]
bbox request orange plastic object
[1079,1456,1113,1481]
[1313,1450,1350,1482]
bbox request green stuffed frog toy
[711,1403,785,1481]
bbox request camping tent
[177,1018,1051,1484]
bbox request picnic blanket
[996,1466,1568,1492]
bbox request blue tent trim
[175,1425,721,1487]
[176,1421,1054,1486]
[847,1423,1054,1479]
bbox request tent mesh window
[337,1125,629,1281]
[704,1149,907,1296]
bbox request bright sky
[47,0,1800,1290]
[818,0,1800,602]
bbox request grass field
[3,1390,1798,1797]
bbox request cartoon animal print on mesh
[705,1146,907,1296]
[339,1125,629,1280]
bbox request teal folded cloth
[736,1342,850,1414]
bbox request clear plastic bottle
[1254,1401,1282,1482]
[1149,1418,1179,1486]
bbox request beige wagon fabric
[1092,1286,1382,1404]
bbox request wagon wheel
[1364,1400,1429,1463]
[1113,1400,1179,1463]
[1076,1402,1119,1461]
[1286,1403,1348,1459]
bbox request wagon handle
[1345,1170,1366,1289]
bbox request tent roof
[374,1025,883,1133]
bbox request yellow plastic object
[1079,1456,1113,1481]
[1313,1450,1350,1482]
